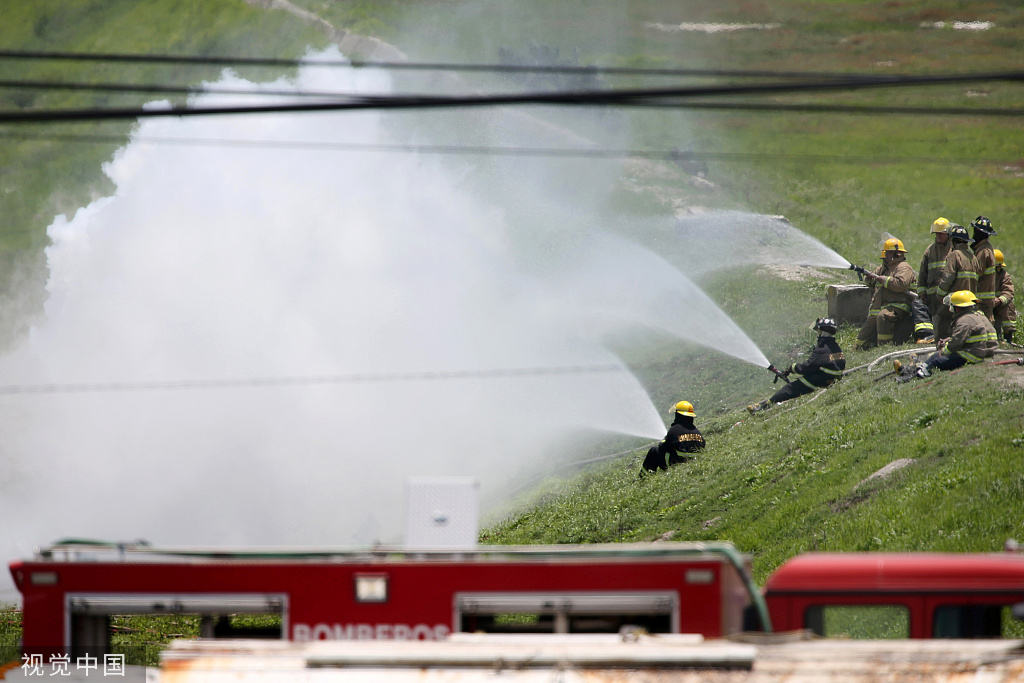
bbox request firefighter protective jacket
[867,257,916,317]
[972,237,997,314]
[995,265,1017,326]
[789,335,846,389]
[937,243,978,297]
[917,240,951,298]
[942,309,998,363]
[643,414,705,471]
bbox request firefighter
[933,224,977,340]
[642,400,705,473]
[971,215,998,323]
[898,290,998,380]
[854,238,917,350]
[914,217,951,341]
[993,249,1017,344]
[748,318,846,413]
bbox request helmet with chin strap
[970,215,997,238]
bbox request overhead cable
[2,69,1022,108]
[1,72,1022,123]
[0,364,624,396]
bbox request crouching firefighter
[897,290,998,381]
[748,318,846,413]
[642,400,705,473]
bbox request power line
[0,364,625,396]
[0,72,1021,123]
[0,131,1014,167]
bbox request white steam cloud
[0,49,683,598]
[0,47,777,601]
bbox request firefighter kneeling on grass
[748,318,846,413]
[642,401,705,473]
[896,290,998,382]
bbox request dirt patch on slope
[993,359,1024,388]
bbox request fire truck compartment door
[67,593,286,615]
[456,592,677,614]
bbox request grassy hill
[1,0,1023,661]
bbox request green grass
[484,342,1024,583]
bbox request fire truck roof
[764,551,1024,594]
[27,538,751,565]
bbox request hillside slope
[483,331,1024,582]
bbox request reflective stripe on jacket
[868,258,916,315]
[937,244,978,296]
[918,241,951,296]
[973,238,997,304]
[943,310,998,363]
[790,336,846,389]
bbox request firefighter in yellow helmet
[993,249,1017,344]
[915,217,951,340]
[897,290,998,381]
[642,400,705,473]
[933,224,977,339]
[854,238,917,349]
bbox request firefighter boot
[747,400,772,414]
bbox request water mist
[0,49,757,601]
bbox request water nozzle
[848,262,868,281]
[767,364,790,384]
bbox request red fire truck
[764,551,1024,638]
[9,540,765,657]
[10,541,1024,659]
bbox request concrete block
[827,284,872,326]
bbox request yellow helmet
[674,400,696,417]
[931,217,950,234]
[995,249,1005,266]
[949,290,979,308]
[883,238,907,253]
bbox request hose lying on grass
[859,347,1024,373]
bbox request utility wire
[0,131,1014,167]
[0,72,1022,123]
[0,364,625,396]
